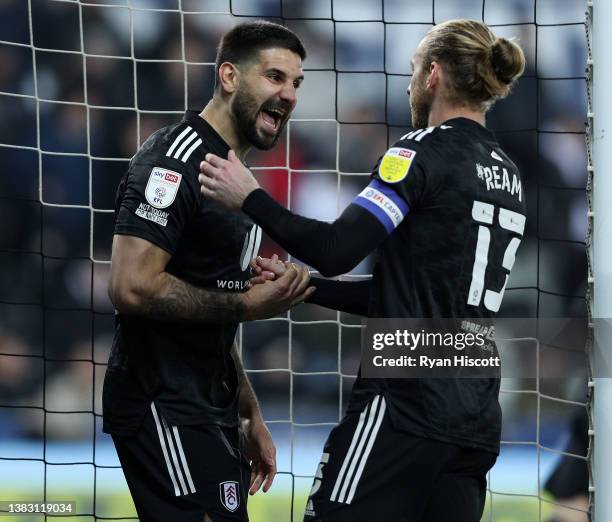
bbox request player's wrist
[241,185,259,207]
[241,187,268,213]
[238,292,254,321]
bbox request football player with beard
[103,21,312,522]
[199,19,527,522]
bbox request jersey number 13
[468,200,525,312]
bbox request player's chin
[253,125,281,150]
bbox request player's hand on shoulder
[240,261,314,320]
[199,149,260,210]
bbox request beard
[410,76,432,129]
[231,86,289,150]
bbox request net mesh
[0,0,590,520]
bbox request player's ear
[218,62,240,94]
[426,60,440,90]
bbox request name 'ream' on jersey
[476,162,522,202]
[366,117,527,320]
[347,117,527,454]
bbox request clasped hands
[248,254,300,288]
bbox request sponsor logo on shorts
[220,481,239,512]
[135,203,169,227]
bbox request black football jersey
[103,111,262,435]
[350,118,526,453]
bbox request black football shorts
[112,402,251,522]
[303,394,497,522]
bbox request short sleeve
[371,139,434,209]
[351,134,444,233]
[114,157,200,255]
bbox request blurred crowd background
[0,0,588,498]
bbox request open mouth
[259,108,285,134]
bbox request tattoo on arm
[143,273,244,323]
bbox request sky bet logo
[398,149,413,158]
[145,167,182,209]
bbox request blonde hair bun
[490,37,525,85]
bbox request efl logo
[398,149,413,158]
[145,167,182,209]
[219,481,239,512]
[365,189,388,206]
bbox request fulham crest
[220,481,239,512]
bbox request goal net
[0,0,590,521]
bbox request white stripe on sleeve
[172,131,198,160]
[166,126,193,158]
[181,138,203,163]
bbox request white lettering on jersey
[135,202,169,227]
[357,186,406,227]
[468,201,525,312]
[216,280,249,290]
[476,163,522,202]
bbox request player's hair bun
[490,37,525,85]
[422,19,526,110]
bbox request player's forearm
[125,271,244,323]
[307,278,371,316]
[231,344,263,421]
[242,189,384,277]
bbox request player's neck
[427,101,485,128]
[199,100,251,160]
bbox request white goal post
[589,0,612,520]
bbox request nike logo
[491,150,503,162]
